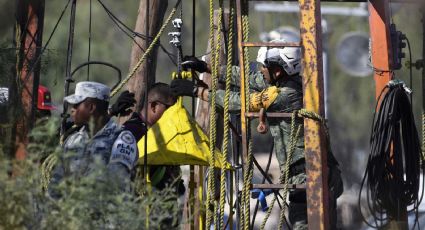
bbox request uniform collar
[91,118,117,139]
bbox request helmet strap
[266,64,283,85]
[263,64,274,84]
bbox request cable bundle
[359,81,424,228]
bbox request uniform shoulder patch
[121,132,135,144]
[109,131,138,171]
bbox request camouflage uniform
[213,66,343,229]
[50,119,139,196]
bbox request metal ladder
[233,0,410,229]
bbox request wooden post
[14,0,45,160]
[122,0,168,120]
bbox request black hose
[70,61,122,91]
[359,82,424,228]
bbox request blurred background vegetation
[0,0,423,228]
[0,118,180,229]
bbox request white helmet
[256,39,302,76]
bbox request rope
[205,0,217,227]
[214,200,219,230]
[41,154,58,190]
[258,109,326,229]
[213,3,223,228]
[238,8,253,230]
[260,111,299,229]
[278,112,302,230]
[98,0,178,66]
[243,141,254,230]
[240,2,253,228]
[219,1,234,229]
[110,0,181,97]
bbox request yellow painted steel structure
[233,0,406,229]
[298,0,330,229]
[235,0,328,229]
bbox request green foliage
[0,119,182,229]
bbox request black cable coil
[359,81,424,229]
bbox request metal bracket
[169,32,181,46]
[172,18,182,28]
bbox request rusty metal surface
[242,41,301,47]
[251,184,306,190]
[299,0,329,229]
[246,112,292,118]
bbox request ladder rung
[251,183,306,190]
[242,42,301,47]
[246,112,293,118]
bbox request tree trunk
[122,0,168,123]
[14,0,45,159]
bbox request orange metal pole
[368,0,393,98]
[368,1,407,228]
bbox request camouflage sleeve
[267,87,303,113]
[213,89,242,113]
[218,65,267,92]
[211,67,270,113]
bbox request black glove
[109,90,136,116]
[170,79,197,97]
[182,56,209,73]
[196,79,209,89]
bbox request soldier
[171,42,343,229]
[49,81,138,196]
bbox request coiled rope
[41,154,58,190]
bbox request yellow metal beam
[299,0,330,229]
